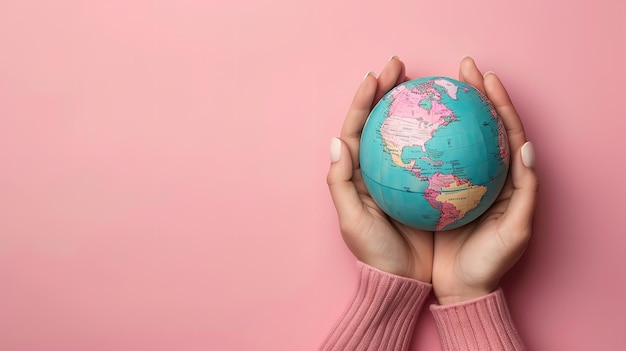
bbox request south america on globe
[359,77,510,231]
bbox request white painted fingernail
[363,71,376,81]
[483,70,495,78]
[388,55,399,62]
[330,137,342,162]
[521,141,535,168]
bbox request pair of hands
[327,56,538,305]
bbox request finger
[340,72,378,169]
[502,141,539,237]
[484,73,539,236]
[373,56,406,104]
[483,72,526,152]
[327,137,364,225]
[458,56,486,94]
[393,56,406,87]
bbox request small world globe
[359,77,510,231]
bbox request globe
[359,77,510,231]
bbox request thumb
[327,137,363,225]
[503,141,539,233]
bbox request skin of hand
[326,57,433,283]
[326,56,538,296]
[431,57,538,305]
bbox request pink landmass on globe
[433,78,458,99]
[377,79,494,230]
[424,173,461,230]
[380,82,457,169]
[490,107,510,163]
[424,173,487,230]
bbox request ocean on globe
[359,77,510,231]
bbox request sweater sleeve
[430,289,525,351]
[320,261,432,351]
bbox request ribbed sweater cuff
[321,261,432,351]
[430,289,524,351]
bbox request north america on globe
[359,77,510,231]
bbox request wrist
[436,287,493,305]
[356,256,432,284]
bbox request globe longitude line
[360,76,509,230]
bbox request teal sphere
[359,77,510,231]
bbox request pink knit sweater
[321,262,524,351]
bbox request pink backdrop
[1,0,625,350]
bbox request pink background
[1,0,625,350]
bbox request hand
[432,57,539,304]
[326,57,433,283]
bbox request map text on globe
[359,77,510,231]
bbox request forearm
[321,261,432,351]
[430,289,525,351]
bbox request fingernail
[330,137,342,162]
[461,55,473,61]
[363,71,376,81]
[483,70,495,78]
[521,141,535,168]
[388,55,400,62]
